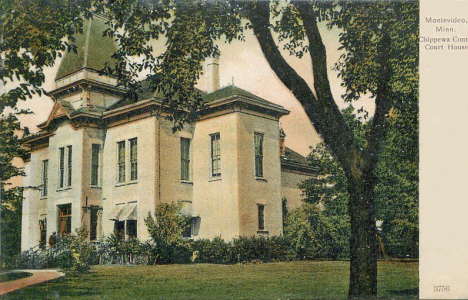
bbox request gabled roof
[55,15,118,80]
[38,100,105,129]
[38,101,72,129]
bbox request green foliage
[193,236,230,264]
[144,202,192,264]
[97,234,157,265]
[283,204,349,260]
[0,112,32,267]
[14,228,93,272]
[0,187,23,267]
[300,104,418,259]
[230,235,290,263]
[283,205,316,259]
[192,235,291,264]
[0,0,93,111]
[375,107,418,258]
[329,1,419,103]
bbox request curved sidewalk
[0,269,64,295]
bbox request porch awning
[109,204,125,220]
[119,202,137,221]
[180,201,199,218]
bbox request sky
[10,20,375,157]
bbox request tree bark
[347,175,379,298]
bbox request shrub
[193,236,230,264]
[284,206,317,260]
[145,202,192,264]
[14,248,49,269]
[192,235,290,264]
[284,204,350,260]
[231,235,290,263]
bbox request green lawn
[2,261,417,299]
[0,272,32,283]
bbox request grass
[0,272,32,283]
[2,260,417,299]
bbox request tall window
[91,144,100,186]
[258,204,265,231]
[117,141,126,182]
[127,220,138,239]
[180,138,191,181]
[130,138,138,181]
[90,207,99,241]
[114,221,125,236]
[41,160,48,197]
[58,204,72,237]
[67,145,72,187]
[210,133,221,177]
[254,133,264,177]
[59,147,65,188]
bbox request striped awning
[109,204,125,221]
[119,202,137,221]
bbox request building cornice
[46,75,125,98]
[281,161,317,176]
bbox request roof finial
[231,76,234,86]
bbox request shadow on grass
[386,287,419,299]
[1,272,103,300]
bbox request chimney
[206,55,220,93]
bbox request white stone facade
[21,89,315,250]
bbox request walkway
[0,269,64,295]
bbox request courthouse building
[21,15,315,250]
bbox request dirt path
[0,269,64,295]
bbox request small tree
[283,205,317,260]
[144,202,191,264]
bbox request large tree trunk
[347,175,379,298]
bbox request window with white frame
[210,133,221,177]
[180,138,191,181]
[58,146,72,188]
[91,144,100,186]
[58,204,72,237]
[67,146,72,187]
[59,147,65,188]
[254,133,264,177]
[41,160,48,197]
[130,138,138,181]
[117,138,138,183]
[258,204,265,231]
[117,141,126,183]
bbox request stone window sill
[255,177,267,182]
[115,181,139,187]
[257,230,269,234]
